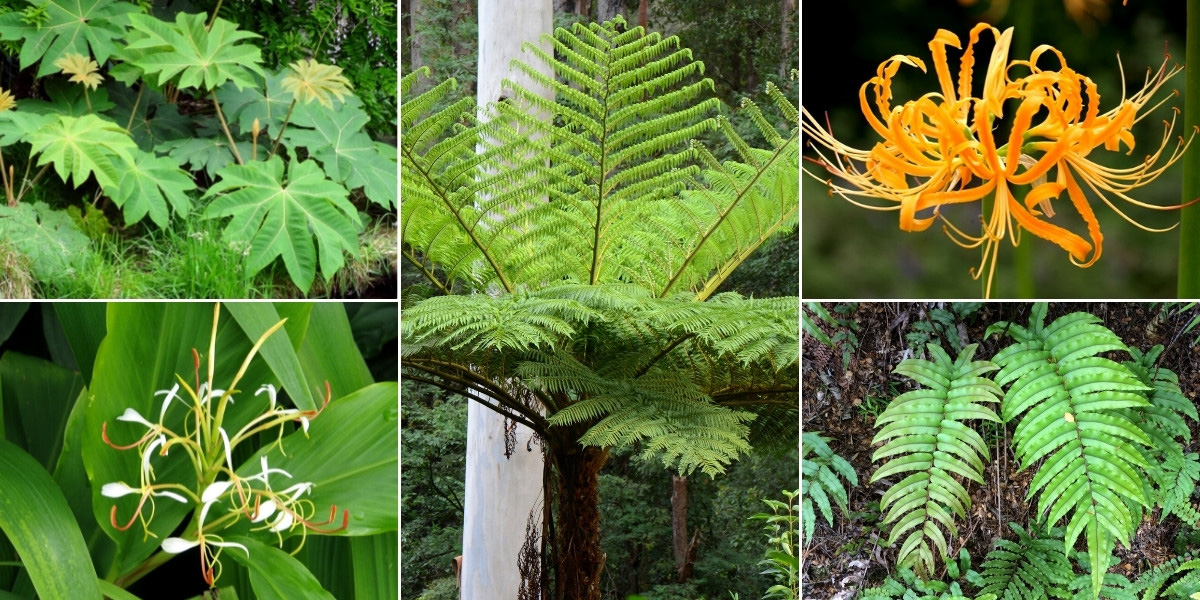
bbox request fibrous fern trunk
[549,438,609,600]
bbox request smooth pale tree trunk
[461,2,553,600]
[408,0,428,94]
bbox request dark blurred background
[802,0,1190,298]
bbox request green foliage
[856,565,977,600]
[977,523,1073,600]
[989,305,1154,598]
[750,489,799,600]
[0,0,396,296]
[904,304,983,354]
[202,156,360,294]
[800,432,857,542]
[870,343,1001,578]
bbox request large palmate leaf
[0,202,91,281]
[218,71,295,134]
[125,12,264,91]
[0,0,138,77]
[25,113,137,189]
[991,308,1152,599]
[157,129,251,177]
[288,98,397,208]
[111,148,196,228]
[202,156,360,293]
[870,344,1001,579]
[106,85,191,151]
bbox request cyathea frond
[990,306,1152,599]
[870,343,1001,579]
[400,18,797,477]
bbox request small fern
[870,343,1002,579]
[1123,553,1200,599]
[988,304,1154,599]
[855,565,977,600]
[977,522,1074,600]
[801,431,857,543]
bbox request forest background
[399,0,800,598]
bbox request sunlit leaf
[0,202,91,281]
[26,114,137,189]
[203,156,360,293]
[288,98,396,208]
[125,12,264,92]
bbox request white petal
[201,481,233,504]
[256,384,278,411]
[219,427,233,470]
[154,383,181,422]
[251,500,277,523]
[279,482,313,498]
[269,511,294,532]
[254,456,292,484]
[153,490,189,504]
[117,408,155,430]
[300,416,310,434]
[161,537,199,554]
[211,540,250,556]
[101,482,139,498]
[141,435,165,479]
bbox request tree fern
[870,343,1001,579]
[988,305,1154,599]
[801,431,857,543]
[401,18,796,596]
[977,523,1074,600]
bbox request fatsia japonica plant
[401,16,798,599]
[869,304,1199,599]
[0,303,398,599]
[0,0,397,294]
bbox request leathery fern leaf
[991,306,1152,599]
[870,343,1001,579]
[978,522,1073,600]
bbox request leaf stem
[269,99,297,158]
[15,164,50,204]
[125,83,145,133]
[211,89,244,165]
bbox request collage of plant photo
[800,1,1200,600]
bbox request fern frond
[801,431,858,542]
[978,522,1073,600]
[992,307,1152,599]
[1122,552,1200,599]
[870,343,1001,579]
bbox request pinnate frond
[991,306,1152,599]
[801,431,857,543]
[870,343,1001,579]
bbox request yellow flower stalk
[803,23,1194,297]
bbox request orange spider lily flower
[803,23,1195,297]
